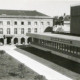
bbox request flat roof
[26,33,80,41]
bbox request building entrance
[0,38,4,44]
[27,37,32,43]
[7,37,12,44]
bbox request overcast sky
[0,0,80,17]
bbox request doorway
[7,37,11,44]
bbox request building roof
[26,33,80,42]
[0,9,50,18]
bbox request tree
[58,16,64,25]
[53,16,59,26]
[53,16,64,26]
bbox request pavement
[0,45,73,80]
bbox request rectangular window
[14,28,17,34]
[14,21,17,25]
[28,22,31,25]
[28,28,31,33]
[7,21,10,25]
[34,22,37,25]
[21,21,24,25]
[7,28,10,34]
[47,22,50,25]
[0,21,3,25]
[34,28,37,33]
[0,28,3,34]
[41,22,44,25]
[21,28,24,34]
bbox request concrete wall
[71,6,80,35]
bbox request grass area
[0,50,47,80]
[16,45,80,74]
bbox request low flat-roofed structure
[27,33,80,46]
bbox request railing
[31,42,80,58]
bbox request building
[71,5,80,35]
[0,10,53,45]
[27,32,80,63]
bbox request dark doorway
[27,37,32,43]
[7,37,11,44]
[21,38,25,44]
[14,38,18,44]
[0,38,4,44]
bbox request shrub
[34,75,47,80]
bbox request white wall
[0,17,53,36]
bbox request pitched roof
[0,9,49,17]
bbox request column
[18,38,21,45]
[4,38,7,45]
[11,38,13,45]
[25,38,28,45]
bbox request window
[0,21,3,25]
[28,28,31,33]
[14,28,17,34]
[47,22,50,25]
[7,28,10,34]
[21,21,24,25]
[0,28,3,34]
[34,22,37,25]
[41,22,44,25]
[21,28,24,34]
[28,22,31,25]
[7,21,10,25]
[14,21,17,25]
[34,28,37,33]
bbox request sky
[0,0,80,17]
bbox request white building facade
[0,10,53,45]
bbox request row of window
[0,21,50,25]
[0,28,37,34]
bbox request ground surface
[0,50,46,80]
[0,45,73,80]
[17,45,80,74]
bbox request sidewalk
[0,45,72,80]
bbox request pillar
[11,38,14,45]
[25,38,28,45]
[18,38,21,45]
[4,38,7,45]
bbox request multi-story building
[0,10,53,45]
[71,5,80,35]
